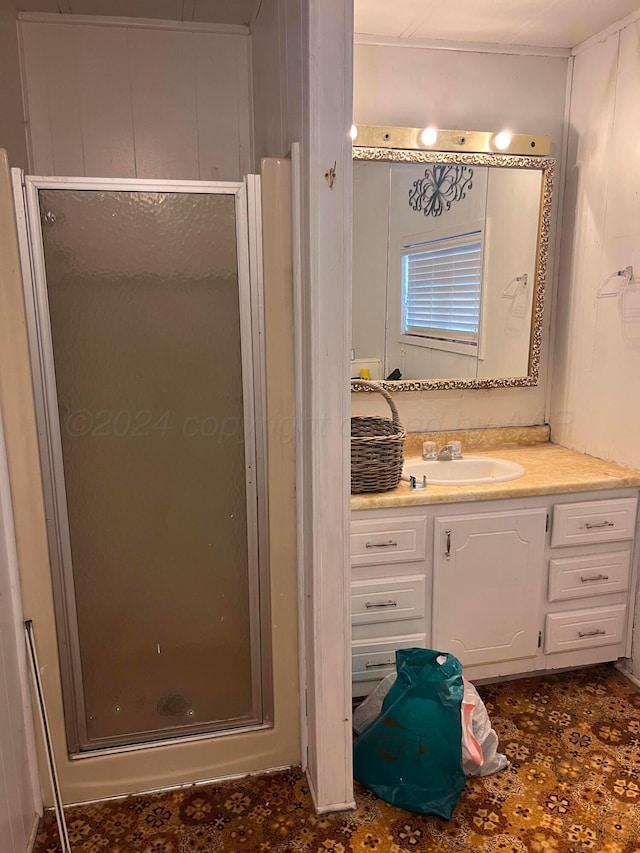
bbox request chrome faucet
[437,441,463,461]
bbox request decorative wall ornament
[409,164,474,217]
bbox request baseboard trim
[305,767,356,815]
[65,765,294,809]
[26,812,40,853]
[614,659,640,689]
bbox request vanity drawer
[352,634,427,683]
[351,516,426,567]
[551,498,637,547]
[352,575,426,625]
[545,604,626,654]
[548,550,631,601]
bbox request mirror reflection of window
[401,232,483,349]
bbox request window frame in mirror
[351,142,555,392]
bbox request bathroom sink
[402,456,526,486]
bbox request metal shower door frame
[12,172,271,755]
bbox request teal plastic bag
[353,648,465,819]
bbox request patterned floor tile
[34,664,640,852]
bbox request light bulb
[350,125,358,141]
[494,131,512,150]
[420,127,438,146]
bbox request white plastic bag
[353,672,508,777]
[461,676,509,777]
[353,672,396,735]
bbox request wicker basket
[351,380,406,494]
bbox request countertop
[350,441,640,511]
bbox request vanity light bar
[353,125,550,157]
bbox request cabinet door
[433,508,546,667]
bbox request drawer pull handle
[365,659,395,669]
[583,520,615,530]
[365,539,398,549]
[445,529,452,559]
[578,629,607,638]
[365,600,398,609]
[580,574,610,583]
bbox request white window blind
[402,232,482,346]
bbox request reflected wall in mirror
[352,144,554,391]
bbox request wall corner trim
[354,32,572,59]
[572,8,640,56]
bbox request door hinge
[545,513,549,532]
[538,630,542,648]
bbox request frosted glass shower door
[18,178,267,752]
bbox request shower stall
[12,174,270,755]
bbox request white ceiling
[16,0,640,46]
[17,0,261,26]
[354,0,640,49]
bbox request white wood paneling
[18,22,54,173]
[253,0,354,813]
[546,17,640,679]
[250,0,305,165]
[194,31,252,180]
[18,0,260,25]
[251,0,285,161]
[352,43,569,431]
[192,0,256,25]
[0,0,29,169]
[302,0,354,813]
[127,27,199,179]
[549,33,619,459]
[585,22,640,463]
[71,0,182,16]
[20,21,85,175]
[352,160,387,365]
[17,0,60,11]
[282,0,303,146]
[354,45,568,135]
[75,24,135,177]
[19,18,252,180]
[550,26,640,467]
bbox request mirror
[352,137,554,391]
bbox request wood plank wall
[20,19,252,181]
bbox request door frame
[297,0,355,812]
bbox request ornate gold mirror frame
[351,125,555,392]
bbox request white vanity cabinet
[543,496,637,665]
[351,513,429,697]
[432,508,546,668]
[351,489,639,697]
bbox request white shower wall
[19,16,252,180]
[0,0,27,169]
